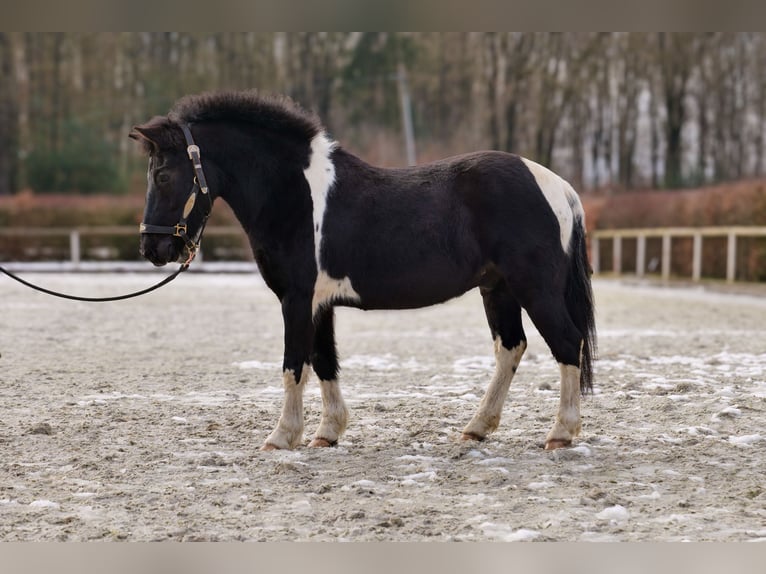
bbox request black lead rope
[0,264,188,303]
[1,123,211,304]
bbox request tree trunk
[664,94,685,188]
[757,39,766,176]
[616,35,641,190]
[485,33,502,150]
[657,33,693,189]
[503,33,533,154]
[648,75,661,189]
[9,33,29,191]
[0,33,18,194]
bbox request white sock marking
[313,379,348,444]
[264,364,310,449]
[463,338,526,438]
[546,363,582,445]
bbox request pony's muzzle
[140,235,179,267]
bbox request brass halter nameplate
[182,192,197,219]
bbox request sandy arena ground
[1,272,765,541]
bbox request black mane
[168,90,323,142]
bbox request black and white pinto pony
[131,91,596,451]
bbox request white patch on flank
[521,157,583,252]
[312,271,361,315]
[304,131,337,268]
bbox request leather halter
[139,124,213,268]
[0,124,209,301]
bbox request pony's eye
[156,171,171,185]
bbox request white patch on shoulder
[304,132,361,315]
[304,131,337,268]
[521,157,584,252]
[312,271,360,315]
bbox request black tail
[565,216,597,393]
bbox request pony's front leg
[261,293,314,451]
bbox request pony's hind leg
[522,295,584,450]
[462,286,526,442]
[309,306,348,447]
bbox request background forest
[2,32,766,197]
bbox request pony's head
[130,116,210,267]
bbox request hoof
[461,432,486,442]
[544,438,572,450]
[309,437,337,448]
[260,443,281,451]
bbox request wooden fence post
[661,233,671,281]
[591,236,600,275]
[636,234,646,277]
[726,232,737,283]
[692,233,702,282]
[589,226,766,284]
[69,230,81,266]
[612,236,622,275]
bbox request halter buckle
[174,223,188,237]
[187,144,200,160]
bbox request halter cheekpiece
[139,123,213,268]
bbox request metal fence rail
[591,226,766,283]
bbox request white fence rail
[591,226,766,283]
[0,226,258,273]
[5,225,765,281]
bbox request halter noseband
[139,124,213,268]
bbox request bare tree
[502,33,535,153]
[3,33,766,195]
[533,33,607,169]
[615,33,645,190]
[0,33,17,195]
[9,33,29,191]
[656,33,696,188]
[484,32,504,150]
[755,35,766,176]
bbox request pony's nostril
[164,242,176,262]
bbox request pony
[130,90,596,451]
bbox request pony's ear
[129,116,172,153]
